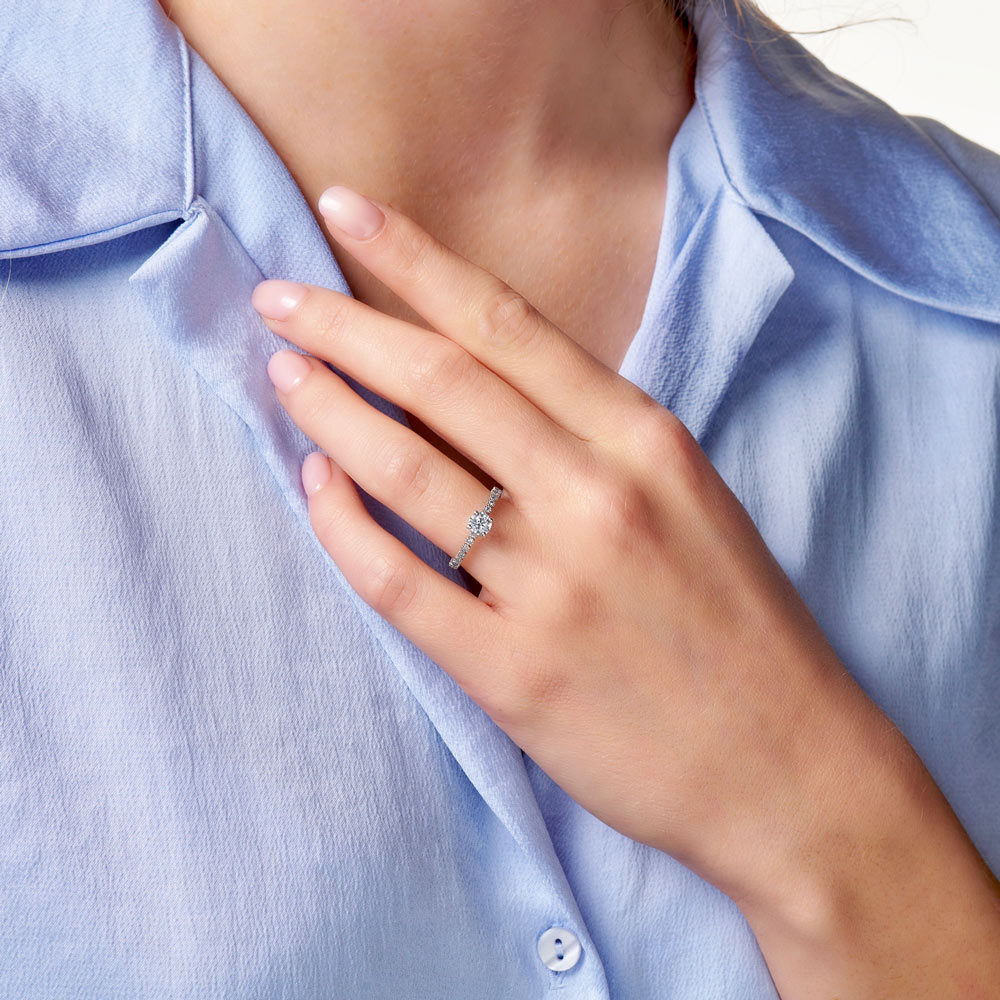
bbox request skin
[159,1,1000,994]
[157,0,695,538]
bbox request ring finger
[268,348,517,584]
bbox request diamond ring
[449,486,503,570]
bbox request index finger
[316,185,655,442]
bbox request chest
[5,215,1000,998]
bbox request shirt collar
[5,0,1000,323]
[689,0,1000,325]
[1,1,191,258]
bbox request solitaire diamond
[448,485,503,570]
[468,510,493,537]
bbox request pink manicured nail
[252,280,307,320]
[301,451,332,495]
[267,349,311,393]
[317,186,385,241]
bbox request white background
[754,0,1000,153]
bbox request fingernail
[317,186,385,241]
[252,279,307,320]
[267,349,311,393]
[301,451,332,495]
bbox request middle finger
[252,280,583,500]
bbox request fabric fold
[125,197,607,987]
[620,189,795,449]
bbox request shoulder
[905,114,1000,223]
[692,0,1000,326]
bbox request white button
[537,926,581,971]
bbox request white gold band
[449,486,503,570]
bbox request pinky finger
[301,451,506,695]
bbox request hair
[655,0,910,45]
[642,0,908,82]
[632,0,782,76]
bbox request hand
[249,185,916,908]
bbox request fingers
[302,449,508,701]
[315,185,653,442]
[252,280,581,503]
[267,349,519,588]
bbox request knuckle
[376,440,435,503]
[631,395,675,443]
[623,402,705,491]
[293,378,334,426]
[618,394,676,450]
[389,223,435,283]
[310,490,349,542]
[656,413,707,491]
[406,340,478,402]
[476,287,542,351]
[580,471,657,550]
[314,294,353,345]
[361,552,415,617]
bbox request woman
[2,0,998,996]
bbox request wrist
[725,727,1000,998]
[689,659,917,920]
[725,713,925,931]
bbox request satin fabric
[2,1,999,996]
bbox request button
[537,926,581,971]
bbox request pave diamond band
[449,485,503,570]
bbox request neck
[158,0,693,212]
[157,0,695,366]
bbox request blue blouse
[3,1,999,997]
